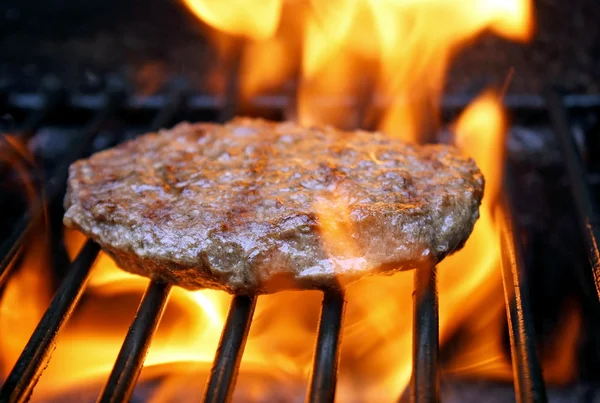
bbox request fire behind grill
[0,75,599,403]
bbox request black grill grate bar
[5,79,65,142]
[123,83,188,142]
[203,295,257,403]
[0,87,123,288]
[4,92,600,113]
[306,288,346,403]
[497,175,547,403]
[411,266,440,403]
[218,42,244,124]
[0,240,100,403]
[2,80,589,401]
[97,281,172,403]
[544,87,600,301]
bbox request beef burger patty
[64,118,484,294]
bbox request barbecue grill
[0,68,598,403]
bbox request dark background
[0,0,598,94]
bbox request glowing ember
[0,0,581,402]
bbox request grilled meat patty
[64,118,484,294]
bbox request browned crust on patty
[64,118,484,294]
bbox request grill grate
[498,177,546,402]
[0,76,598,403]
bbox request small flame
[0,228,52,377]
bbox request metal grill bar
[9,79,64,141]
[97,281,172,403]
[149,85,186,131]
[0,82,66,287]
[203,295,257,403]
[306,288,346,403]
[5,92,600,113]
[544,88,600,301]
[0,87,123,288]
[0,240,100,403]
[497,177,547,403]
[411,266,440,403]
[0,80,63,187]
[0,83,181,401]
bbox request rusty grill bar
[0,78,598,403]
